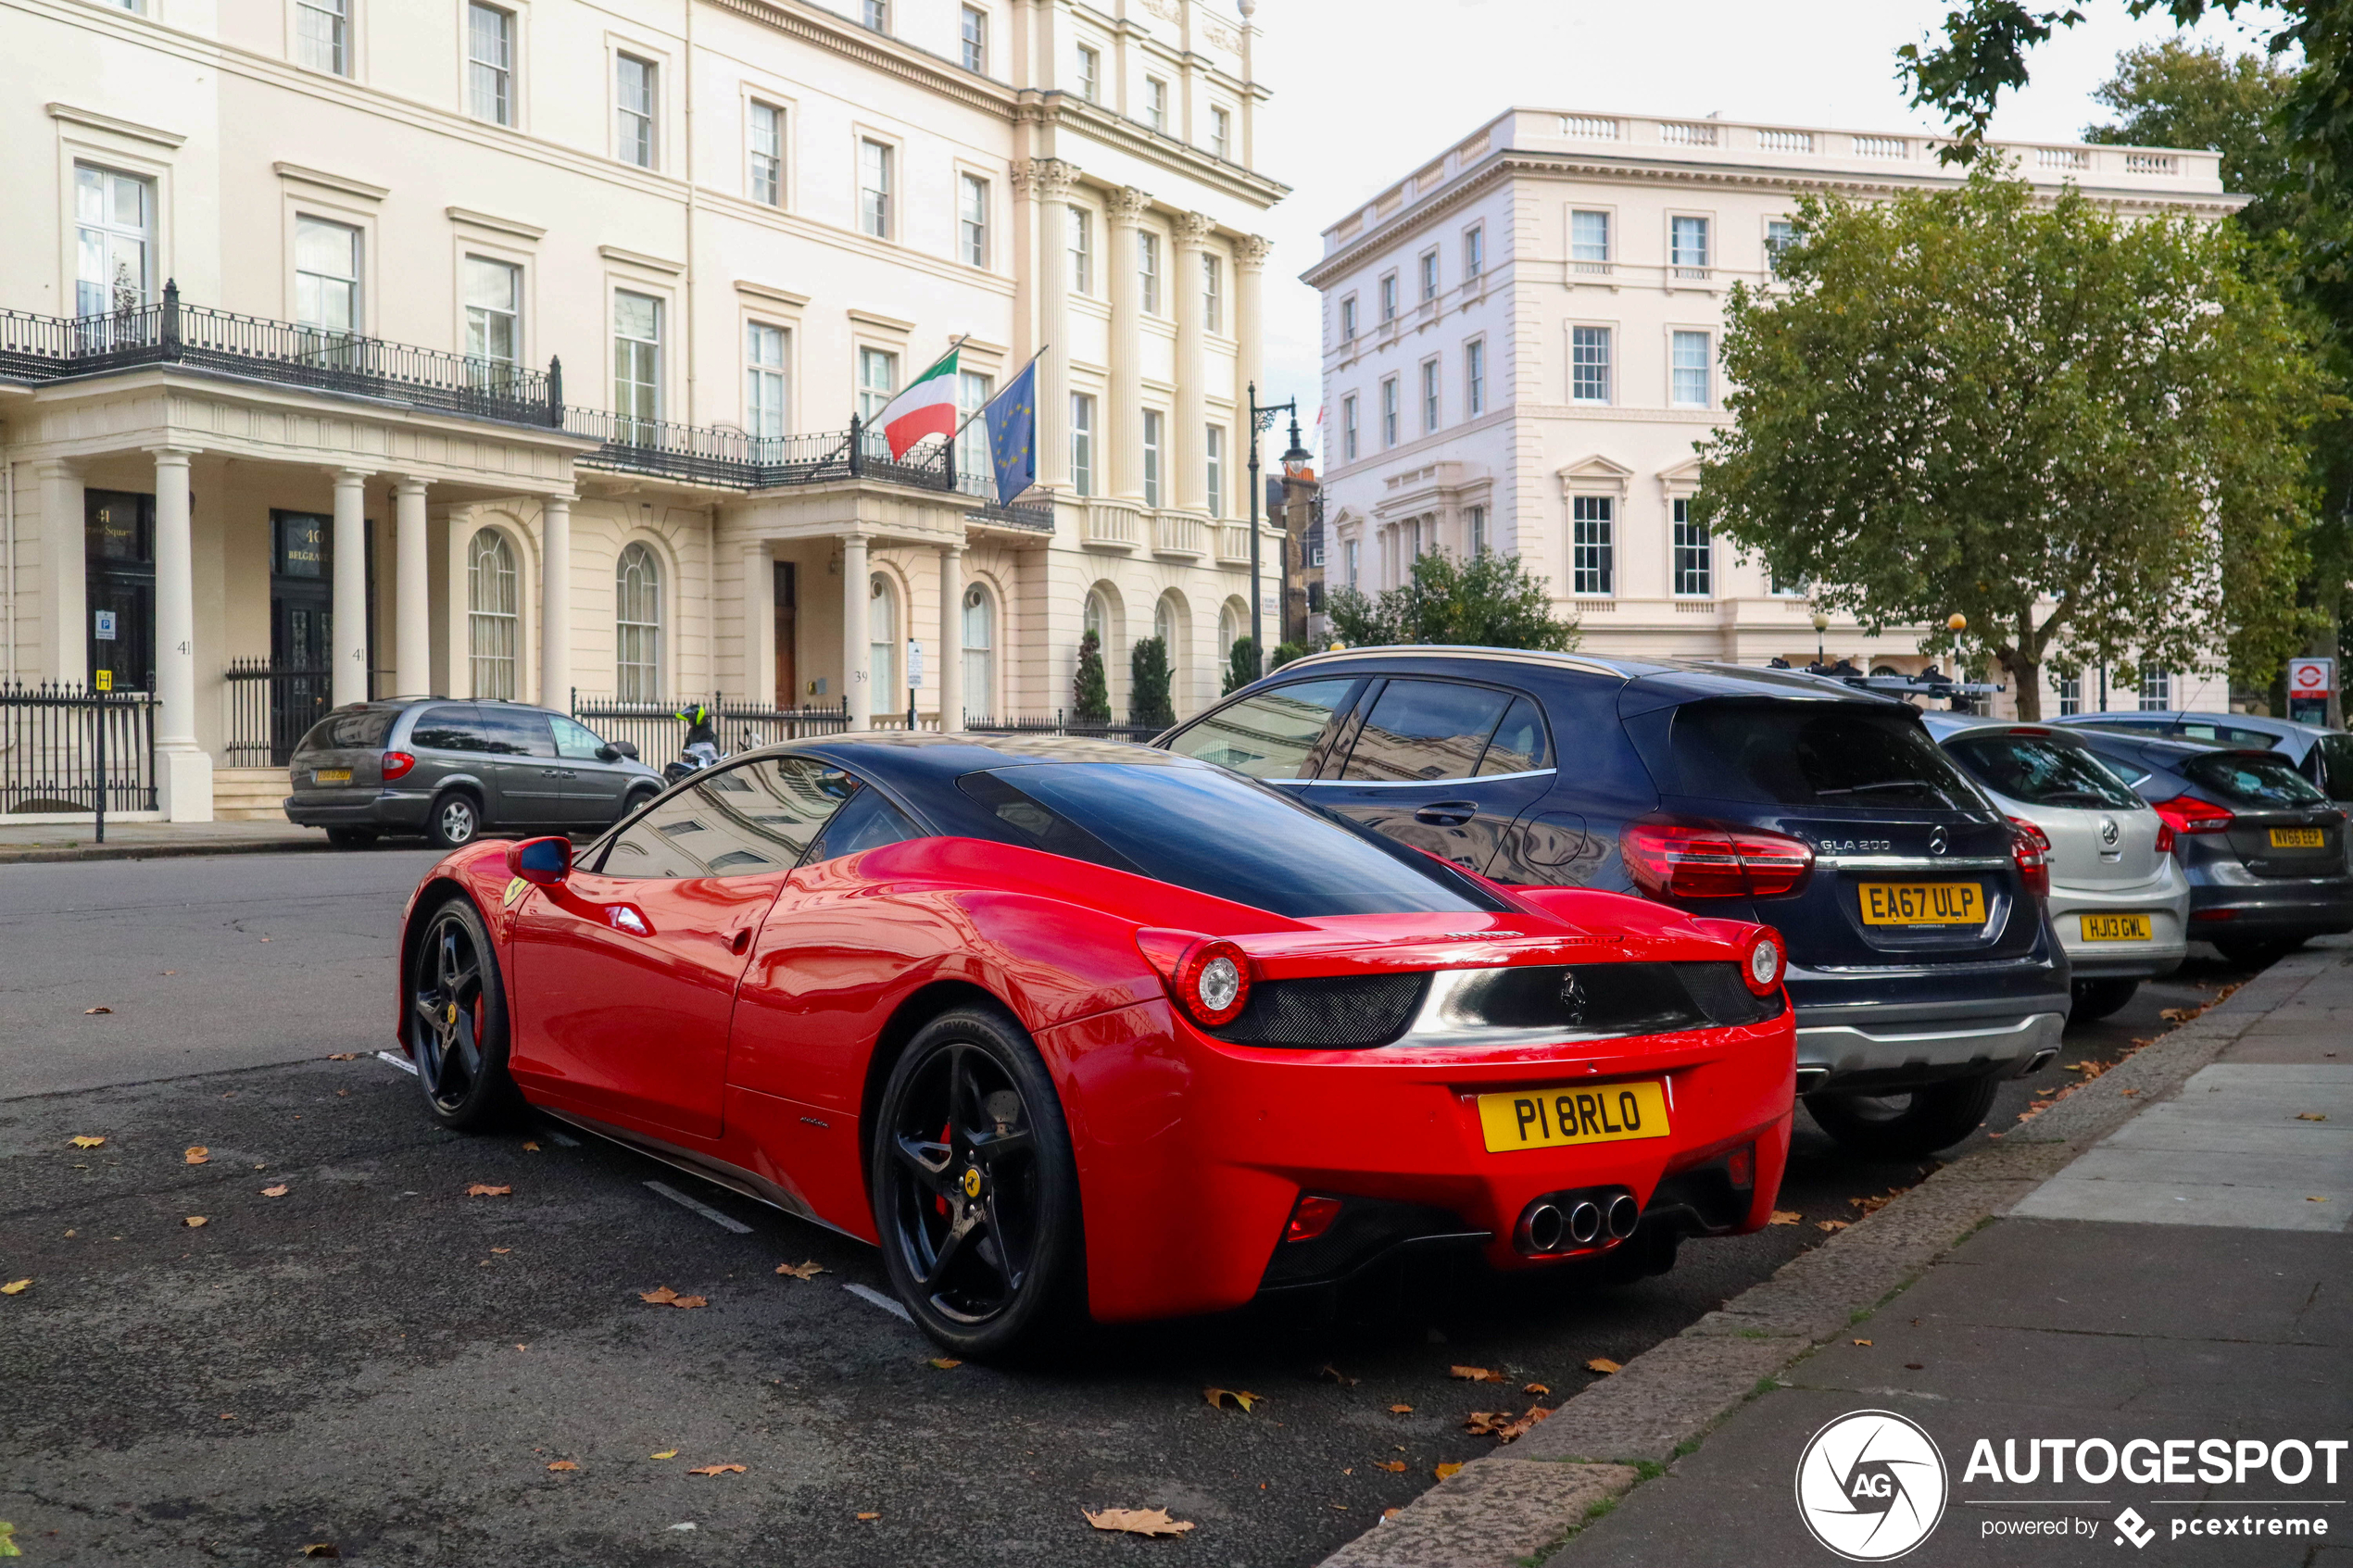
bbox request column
[538,494,572,710]
[391,476,430,697]
[937,543,963,729]
[329,469,371,708]
[32,459,84,684]
[1173,213,1215,514]
[1235,235,1274,643]
[744,540,776,709]
[149,445,210,822]
[842,533,871,731]
[1014,158,1076,488]
[1105,185,1150,500]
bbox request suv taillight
[382,750,416,781]
[1620,820,1815,900]
[2007,816,2051,900]
[2152,794,2233,837]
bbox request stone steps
[211,767,289,822]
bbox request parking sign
[94,609,117,642]
[2288,658,2334,697]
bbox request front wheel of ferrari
[404,897,522,1131]
[872,1007,1085,1359]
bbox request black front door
[85,490,156,693]
[270,510,334,763]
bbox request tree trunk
[1999,648,2044,721]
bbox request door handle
[730,927,753,956]
[1415,800,1478,826]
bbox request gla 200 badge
[1795,1410,1948,1561]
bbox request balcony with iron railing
[0,282,1054,529]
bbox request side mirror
[509,834,573,887]
[598,740,640,761]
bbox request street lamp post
[1810,609,1830,671]
[1245,383,1305,681]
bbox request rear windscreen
[2180,752,2329,810]
[1944,733,2143,810]
[297,709,396,753]
[1667,701,1985,810]
[955,763,1503,917]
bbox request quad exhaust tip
[1525,1202,1566,1253]
[1516,1187,1639,1256]
[1606,1193,1639,1240]
[1567,1200,1603,1246]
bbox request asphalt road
[0,851,2260,1566]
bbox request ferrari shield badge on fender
[501,877,529,909]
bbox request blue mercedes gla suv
[1160,648,2069,1158]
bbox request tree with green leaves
[1691,167,2326,720]
[1325,546,1579,652]
[1221,635,1259,696]
[1268,639,1309,672]
[1071,629,1110,726]
[1127,635,1174,730]
[2086,40,2302,232]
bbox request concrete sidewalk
[1324,940,2353,1568]
[0,819,331,863]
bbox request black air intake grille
[1453,961,1784,1035]
[1210,972,1430,1049]
[1673,961,1785,1026]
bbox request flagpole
[952,344,1050,441]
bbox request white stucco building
[1,0,1288,821]
[1304,107,2237,714]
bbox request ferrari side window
[597,757,854,877]
[801,786,923,864]
[1164,679,1359,779]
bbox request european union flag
[983,358,1038,506]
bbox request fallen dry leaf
[1584,1358,1622,1375]
[686,1463,747,1476]
[491,1247,511,1254]
[1523,1383,1550,1396]
[1317,1363,1359,1386]
[775,1261,825,1279]
[856,1512,881,1522]
[1434,1462,1465,1480]
[183,1216,208,1228]
[184,1147,209,1165]
[327,1052,357,1060]
[1768,1210,1801,1225]
[1465,1411,1512,1436]
[84,1006,113,1015]
[1383,1507,1402,1519]
[69,1135,107,1148]
[1387,1404,1414,1414]
[302,1547,340,1560]
[1082,1507,1195,1538]
[2297,1112,2329,1123]
[651,1450,678,1460]
[928,1358,963,1371]
[2310,1196,2330,1203]
[466,1183,512,1197]
[546,1460,577,1472]
[1497,1406,1553,1444]
[1203,1387,1261,1411]
[260,1185,289,1198]
[1817,1220,1851,1233]
[2,1279,30,1296]
[639,1286,708,1310]
[1449,1365,1505,1384]
[1374,1461,1407,1473]
[522,1140,540,1151]
[1852,1338,1873,1347]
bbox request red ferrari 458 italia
[396,734,1794,1355]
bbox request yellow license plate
[2081,912,2152,942]
[1478,1081,1670,1153]
[2270,827,2325,848]
[314,769,351,784]
[1859,882,1984,925]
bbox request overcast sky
[1247,0,2282,455]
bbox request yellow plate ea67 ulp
[2081,912,2152,942]
[1478,1081,1670,1153]
[1859,882,1983,925]
[2271,826,2325,849]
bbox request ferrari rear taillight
[1743,927,1787,996]
[2153,794,2233,838]
[1620,821,1814,900]
[1285,1194,1343,1244]
[2007,816,2052,900]
[381,750,416,781]
[1177,941,1252,1027]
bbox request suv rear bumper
[1793,993,2068,1093]
[283,789,434,831]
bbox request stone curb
[0,834,333,866]
[1313,941,2347,1568]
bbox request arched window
[468,529,520,699]
[1084,588,1110,650]
[1218,602,1240,663]
[962,583,995,720]
[868,571,899,711]
[1154,594,1176,650]
[615,543,662,702]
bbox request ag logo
[1794,1410,1946,1561]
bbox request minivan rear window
[1944,733,2143,810]
[1667,701,1984,810]
[2180,752,2328,810]
[296,709,396,753]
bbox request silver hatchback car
[1927,716,2191,1021]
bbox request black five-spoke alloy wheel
[406,897,519,1130]
[872,1008,1082,1357]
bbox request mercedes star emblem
[1927,825,1949,857]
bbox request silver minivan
[1926,716,2190,1020]
[283,698,661,848]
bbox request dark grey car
[283,698,661,848]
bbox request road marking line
[843,1283,912,1323]
[536,1124,582,1148]
[376,1049,419,1077]
[644,1179,753,1234]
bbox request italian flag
[876,345,959,459]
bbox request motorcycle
[661,704,727,785]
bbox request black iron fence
[0,684,157,821]
[223,660,334,768]
[964,711,1166,742]
[566,696,1162,761]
